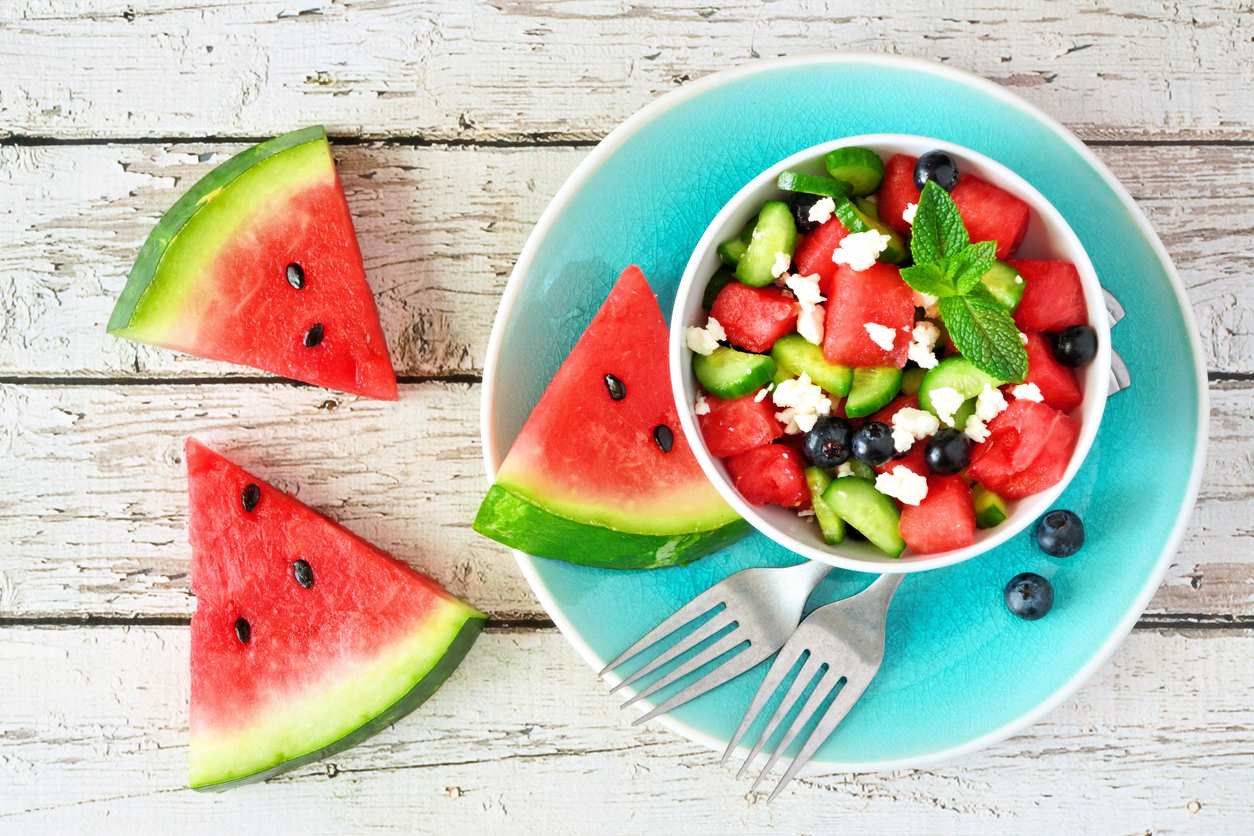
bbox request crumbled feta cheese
[1012,382,1044,402]
[901,202,918,226]
[772,372,832,434]
[875,466,929,506]
[706,317,726,343]
[907,320,941,370]
[863,322,897,352]
[834,461,855,479]
[785,273,824,307]
[685,326,718,356]
[775,407,801,435]
[693,395,710,416]
[796,303,825,346]
[831,230,891,271]
[890,407,941,453]
[1019,331,1029,344]
[1015,274,1024,284]
[808,197,836,225]
[975,383,1009,422]
[912,290,940,318]
[797,508,816,517]
[929,386,966,427]
[964,414,990,443]
[771,251,792,279]
[754,388,769,403]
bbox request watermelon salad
[686,146,1099,558]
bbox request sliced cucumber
[771,365,795,387]
[777,171,851,200]
[853,195,880,222]
[804,467,845,545]
[973,484,1008,529]
[980,260,1025,312]
[716,217,757,266]
[832,198,907,264]
[693,346,777,401]
[824,147,885,196]
[735,202,797,287]
[846,458,877,482]
[844,366,903,418]
[702,267,736,310]
[900,366,927,396]
[918,356,1006,428]
[822,477,904,557]
[769,334,854,397]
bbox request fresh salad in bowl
[672,135,1110,571]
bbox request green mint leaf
[910,181,969,267]
[938,285,1029,383]
[946,240,998,295]
[899,263,957,298]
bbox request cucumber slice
[918,356,1006,428]
[900,367,927,396]
[693,346,777,400]
[702,267,736,310]
[980,260,1025,312]
[716,217,758,266]
[771,366,795,387]
[845,366,903,418]
[846,458,877,482]
[973,484,1008,529]
[832,198,907,264]
[804,467,845,545]
[824,147,885,196]
[777,171,851,200]
[769,334,854,397]
[822,477,904,557]
[735,202,797,287]
[853,195,880,222]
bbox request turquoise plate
[481,54,1207,769]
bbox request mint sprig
[900,182,1028,383]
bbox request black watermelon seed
[286,262,305,289]
[605,373,626,401]
[234,617,251,644]
[293,559,314,589]
[241,482,261,513]
[304,322,324,348]
[653,424,674,453]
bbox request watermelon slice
[108,127,397,400]
[474,266,750,569]
[186,439,485,790]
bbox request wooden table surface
[2,2,1251,832]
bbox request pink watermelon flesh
[899,475,977,554]
[822,261,913,368]
[951,175,1031,261]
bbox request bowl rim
[670,132,1111,573]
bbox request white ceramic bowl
[671,134,1111,573]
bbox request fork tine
[764,673,870,803]
[609,608,733,696]
[622,627,744,712]
[749,667,844,793]
[598,586,727,677]
[721,640,808,767]
[629,632,770,725]
[735,652,824,780]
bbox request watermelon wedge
[109,127,397,400]
[186,439,485,790]
[474,265,750,570]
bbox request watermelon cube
[898,475,977,554]
[699,392,785,458]
[1022,330,1083,413]
[967,400,1079,499]
[793,216,849,286]
[877,154,920,235]
[725,444,809,508]
[874,443,929,479]
[1010,259,1089,333]
[951,175,1030,261]
[710,282,799,354]
[822,262,913,368]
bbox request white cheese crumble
[1012,382,1044,402]
[964,414,991,443]
[796,303,825,346]
[706,317,726,343]
[771,251,792,279]
[830,229,891,271]
[912,290,940,318]
[901,202,918,226]
[1019,331,1029,344]
[693,395,710,415]
[834,461,855,479]
[876,466,929,506]
[907,320,941,370]
[1015,275,1024,284]
[863,322,897,352]
[975,383,1009,423]
[785,273,825,307]
[754,388,769,403]
[797,508,816,517]
[684,317,725,356]
[808,197,836,225]
[891,407,941,453]
[772,372,832,434]
[929,386,966,427]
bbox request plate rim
[479,52,1210,770]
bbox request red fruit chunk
[710,283,799,354]
[878,154,920,235]
[822,262,913,368]
[1010,259,1089,333]
[725,444,809,508]
[793,217,849,287]
[899,475,976,554]
[951,175,1031,260]
[967,400,1079,500]
[698,393,784,458]
[1022,330,1083,413]
[874,442,929,479]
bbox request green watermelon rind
[473,483,752,570]
[107,125,328,334]
[191,607,487,792]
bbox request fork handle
[778,560,835,598]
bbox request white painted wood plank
[0,625,1249,833]
[0,380,1243,619]
[2,1,1251,142]
[3,142,1252,377]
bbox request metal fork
[723,572,904,802]
[600,560,833,725]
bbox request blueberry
[913,150,960,193]
[1053,325,1097,367]
[852,421,895,466]
[924,428,973,476]
[802,416,853,468]
[788,192,826,234]
[1035,509,1086,557]
[1004,573,1054,620]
